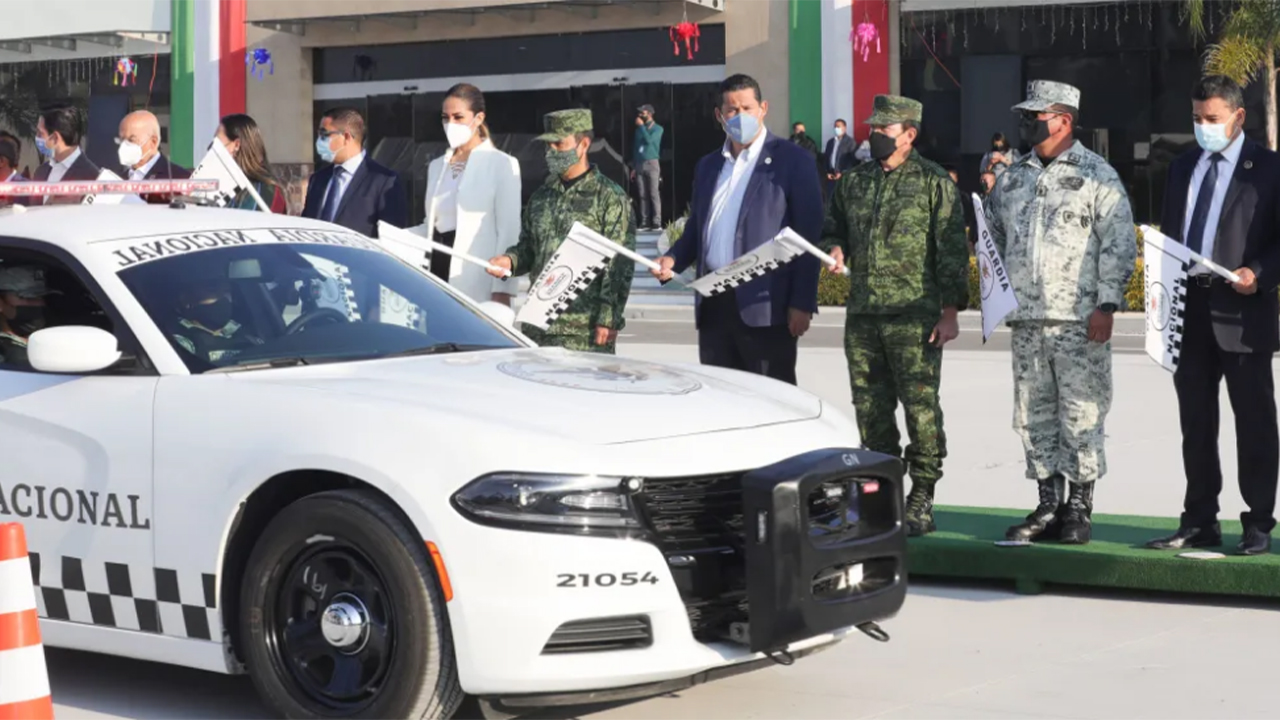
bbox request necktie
[320,167,346,222]
[1186,153,1224,255]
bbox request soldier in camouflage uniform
[489,109,635,353]
[820,95,970,537]
[984,80,1137,545]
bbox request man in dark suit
[823,118,857,200]
[303,107,407,238]
[116,110,190,204]
[1146,75,1280,556]
[653,74,824,385]
[33,104,100,205]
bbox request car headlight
[452,473,644,535]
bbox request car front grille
[541,615,653,654]
[634,473,749,643]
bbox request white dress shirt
[47,147,81,183]
[322,151,365,220]
[705,130,768,271]
[128,152,162,181]
[1183,130,1245,275]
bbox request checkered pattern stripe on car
[706,260,784,296]
[29,553,220,641]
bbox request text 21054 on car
[0,204,905,719]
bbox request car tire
[240,489,463,719]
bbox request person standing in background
[632,104,664,230]
[790,121,823,185]
[116,110,191,204]
[823,118,857,200]
[0,137,23,208]
[33,104,100,205]
[980,132,1017,180]
[0,133,25,181]
[215,114,289,213]
[488,109,635,353]
[302,106,407,237]
[417,83,521,306]
[822,95,969,537]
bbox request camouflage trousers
[521,325,617,354]
[844,315,946,483]
[1011,321,1111,485]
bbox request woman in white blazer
[416,83,522,305]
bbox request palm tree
[1185,0,1280,150]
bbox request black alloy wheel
[240,489,462,719]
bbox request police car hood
[234,347,822,445]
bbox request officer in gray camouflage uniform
[984,80,1137,545]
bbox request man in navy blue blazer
[303,107,408,238]
[653,74,824,385]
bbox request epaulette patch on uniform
[29,552,221,642]
[1062,152,1082,165]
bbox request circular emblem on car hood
[497,354,703,395]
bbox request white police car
[0,204,905,719]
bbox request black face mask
[1019,116,1053,148]
[187,297,233,330]
[869,132,900,161]
[10,305,45,336]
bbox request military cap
[863,95,923,126]
[536,109,594,142]
[0,265,57,297]
[1012,80,1081,113]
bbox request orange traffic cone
[0,523,53,720]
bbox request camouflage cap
[536,109,593,142]
[1012,80,1081,113]
[864,95,923,126]
[0,265,57,298]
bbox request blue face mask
[35,136,52,159]
[315,135,336,163]
[724,112,761,145]
[1194,122,1232,154]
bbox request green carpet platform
[907,506,1280,597]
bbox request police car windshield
[112,230,519,373]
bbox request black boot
[905,479,937,537]
[1005,475,1065,542]
[1059,481,1094,545]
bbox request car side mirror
[477,301,516,330]
[27,326,123,374]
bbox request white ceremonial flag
[1140,227,1193,372]
[685,228,808,297]
[82,169,146,205]
[515,222,620,330]
[191,139,271,212]
[971,193,1019,342]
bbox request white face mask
[117,140,144,168]
[834,126,845,136]
[444,121,475,149]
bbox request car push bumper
[477,447,907,712]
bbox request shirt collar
[134,152,162,178]
[721,128,768,162]
[338,151,365,176]
[54,147,81,170]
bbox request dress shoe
[1006,475,1065,542]
[1144,523,1222,550]
[1237,526,1272,555]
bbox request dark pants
[696,292,797,385]
[1174,282,1280,533]
[635,160,661,227]
[429,230,456,282]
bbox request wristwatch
[1099,303,1117,314]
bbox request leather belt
[1189,274,1223,287]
